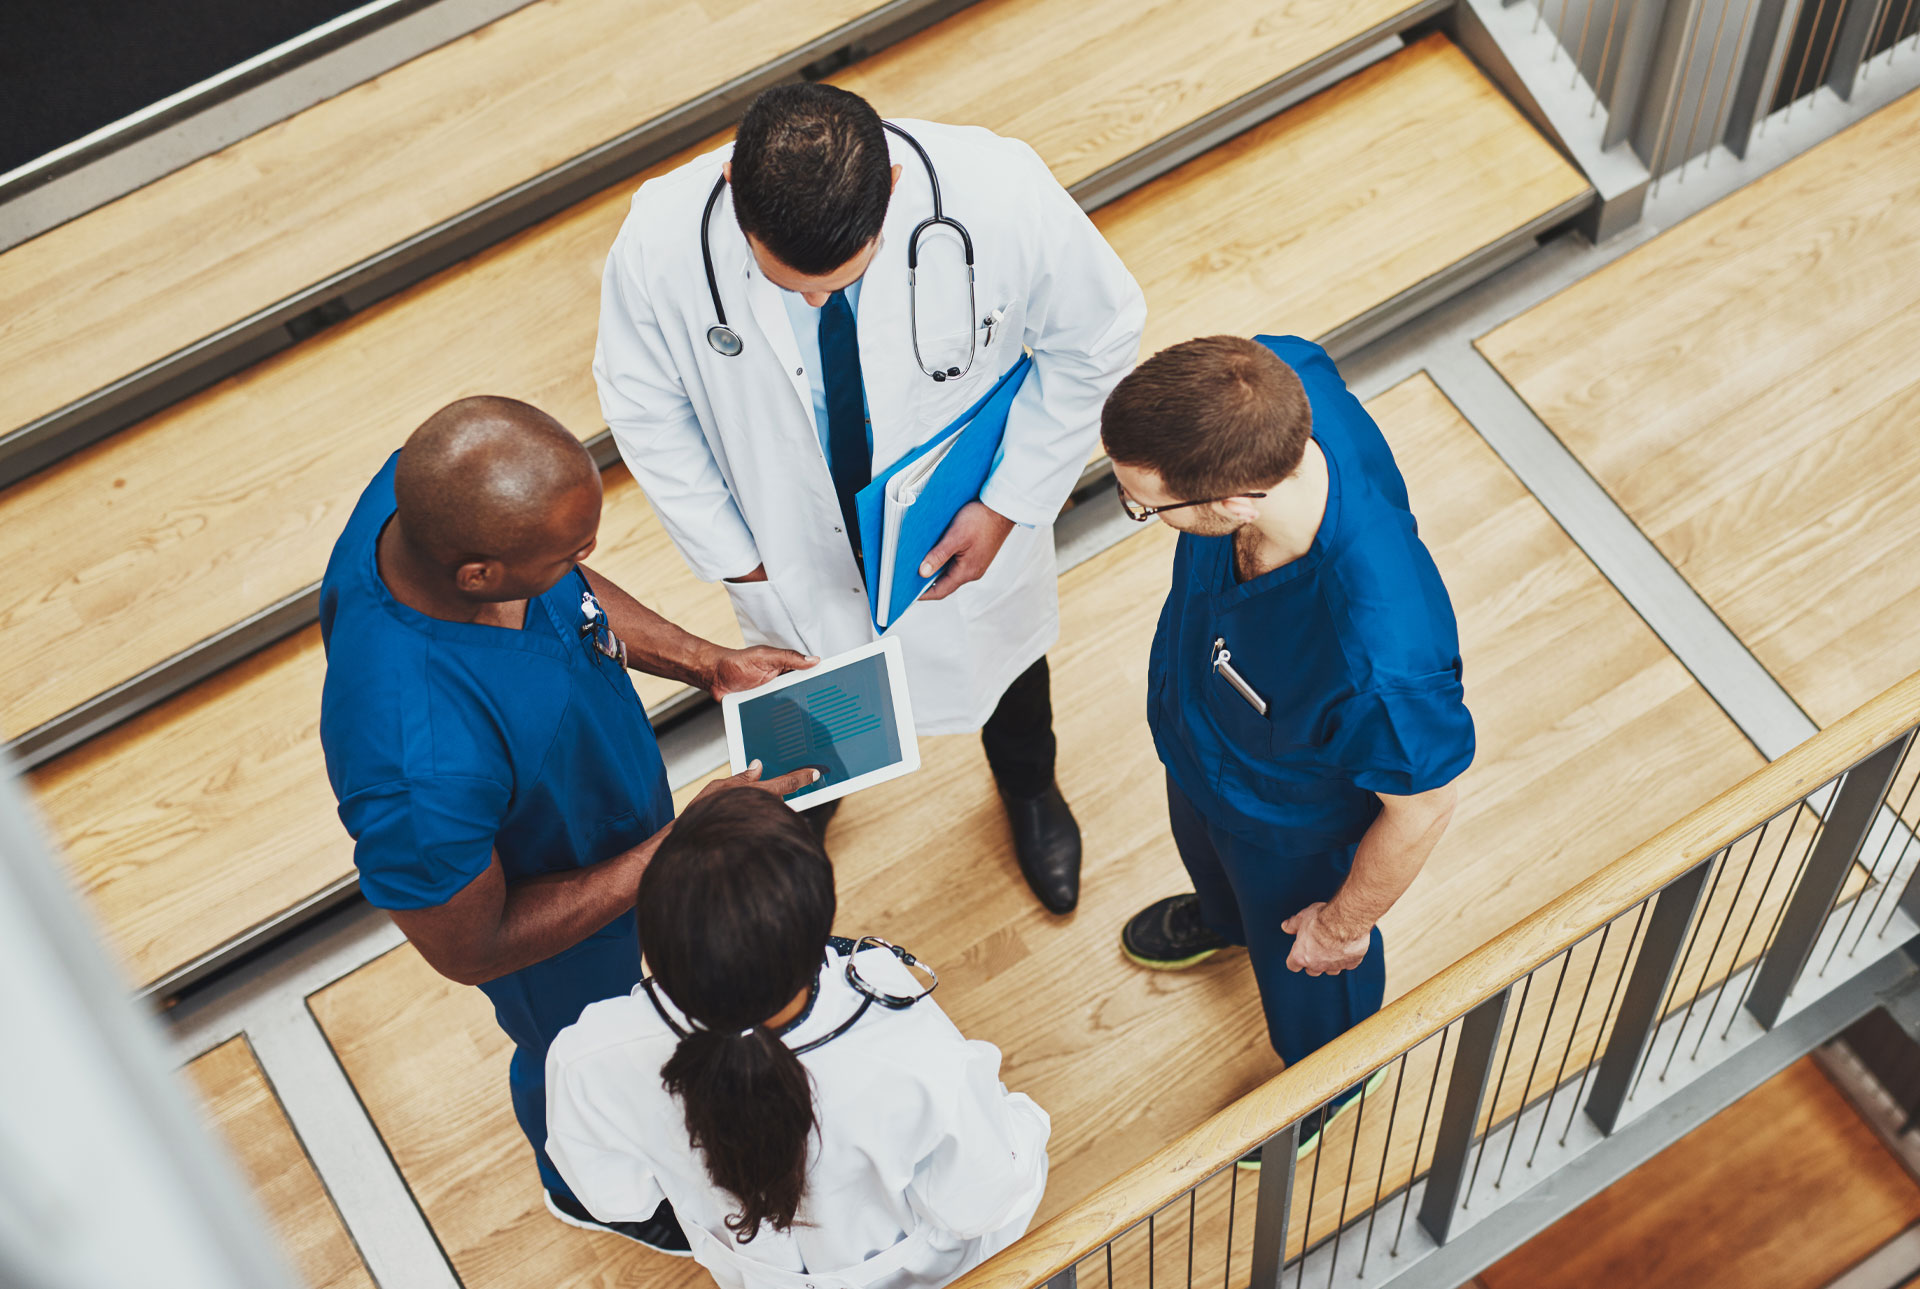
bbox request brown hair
[1101,336,1312,500]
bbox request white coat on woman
[593,120,1145,734]
[545,941,1050,1289]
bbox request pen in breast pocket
[1211,638,1269,716]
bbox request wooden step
[1479,86,1920,729]
[0,32,1589,753]
[301,373,1760,1284]
[185,1037,373,1289]
[0,0,1423,446]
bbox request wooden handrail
[951,667,1920,1289]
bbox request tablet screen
[733,651,906,803]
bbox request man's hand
[690,759,822,805]
[918,501,1016,601]
[1281,902,1373,976]
[705,645,816,701]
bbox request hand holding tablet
[721,638,921,810]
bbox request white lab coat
[545,944,1051,1289]
[595,121,1146,733]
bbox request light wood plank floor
[1478,87,1920,729]
[0,0,1416,441]
[186,1037,373,1289]
[306,375,1759,1287]
[0,33,1586,747]
[1480,1058,1920,1289]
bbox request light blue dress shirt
[778,278,869,470]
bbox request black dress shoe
[1000,781,1081,914]
[545,1190,692,1256]
[803,795,840,844]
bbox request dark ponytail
[639,789,835,1240]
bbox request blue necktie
[818,289,870,562]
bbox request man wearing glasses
[1103,335,1473,1164]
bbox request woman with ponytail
[545,789,1050,1288]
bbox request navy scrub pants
[1167,775,1386,1067]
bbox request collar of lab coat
[734,128,931,464]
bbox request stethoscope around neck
[701,122,977,382]
[641,935,937,1055]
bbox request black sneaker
[546,1190,692,1257]
[1121,893,1234,969]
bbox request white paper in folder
[875,431,964,627]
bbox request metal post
[1247,1120,1302,1289]
[1601,0,1681,149]
[1723,0,1803,152]
[1417,990,1512,1245]
[1583,858,1714,1133]
[1043,1267,1078,1289]
[1823,0,1890,95]
[1746,736,1913,1028]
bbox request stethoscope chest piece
[707,323,744,357]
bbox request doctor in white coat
[595,82,1144,914]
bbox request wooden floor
[0,32,1585,748]
[1480,1057,1920,1289]
[1478,87,1920,729]
[24,38,1588,999]
[185,1037,373,1289]
[306,374,1760,1287]
[0,0,1416,443]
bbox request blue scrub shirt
[1146,336,1474,851]
[317,452,673,1196]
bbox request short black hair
[1101,337,1313,499]
[730,83,892,275]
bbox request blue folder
[856,353,1034,631]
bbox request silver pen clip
[1211,638,1269,716]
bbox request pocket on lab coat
[724,577,804,651]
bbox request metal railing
[952,668,1920,1289]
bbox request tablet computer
[721,637,920,811]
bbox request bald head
[393,396,602,600]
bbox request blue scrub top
[317,454,673,1047]
[1146,336,1474,854]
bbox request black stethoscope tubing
[702,122,976,381]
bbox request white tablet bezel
[720,636,920,811]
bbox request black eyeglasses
[1115,478,1267,522]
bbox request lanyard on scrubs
[1211,637,1269,716]
[640,935,938,1054]
[576,581,629,668]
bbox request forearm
[1323,791,1455,939]
[580,564,721,691]
[465,830,665,983]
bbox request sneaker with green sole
[1237,1065,1392,1169]
[1121,893,1235,969]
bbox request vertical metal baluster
[1296,1102,1330,1289]
[1497,953,1570,1187]
[1150,1213,1157,1289]
[1530,925,1609,1166]
[1897,0,1920,61]
[1853,734,1920,952]
[1358,1053,1408,1277]
[1702,804,1808,1036]
[1749,738,1911,1028]
[1628,851,1727,1099]
[1564,902,1649,1144]
[1650,0,1712,188]
[1392,1027,1450,1257]
[1464,975,1531,1205]
[1859,0,1895,77]
[1223,1169,1239,1289]
[1784,0,1836,120]
[1705,0,1767,163]
[1421,994,1513,1244]
[1554,0,1580,60]
[1591,0,1630,108]
[1827,733,1917,967]
[1663,829,1770,1077]
[1535,0,1549,34]
[1249,1121,1302,1289]
[1811,0,1853,88]
[1107,1241,1115,1289]
[1187,1189,1196,1289]
[1678,0,1742,177]
[1687,819,1783,1057]
[1724,803,1826,1037]
[1047,1264,1080,1289]
[1587,861,1715,1134]
[1324,1079,1370,1288]
[1573,0,1602,77]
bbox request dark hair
[638,789,836,1240]
[1101,336,1313,499]
[730,83,892,275]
